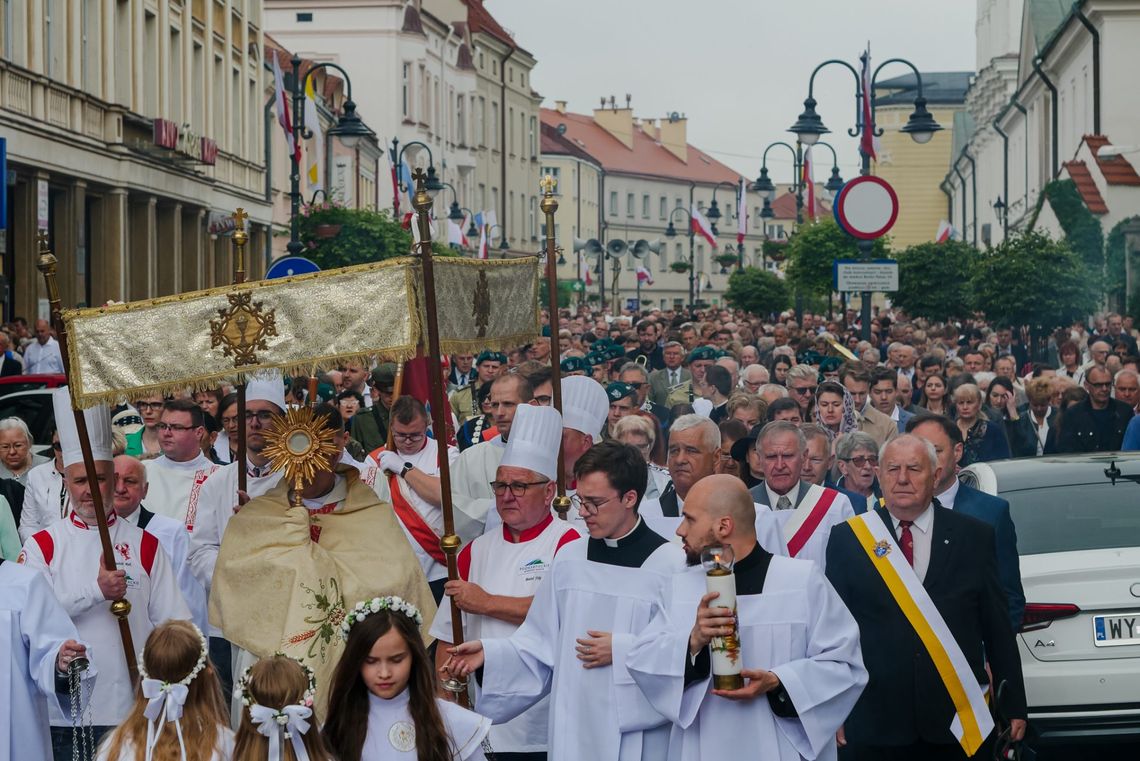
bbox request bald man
[627,475,866,761]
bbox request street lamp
[286,54,376,256]
[665,201,696,309]
[790,53,943,339]
[439,182,466,223]
[488,224,510,256]
[751,140,844,225]
[389,138,443,214]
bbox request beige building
[538,119,601,280]
[872,72,971,248]
[1,0,273,320]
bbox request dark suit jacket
[953,484,1025,629]
[648,367,691,407]
[1010,409,1058,457]
[825,506,1027,748]
[0,355,21,377]
[1055,398,1134,453]
[658,482,679,517]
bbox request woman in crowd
[917,373,950,416]
[0,416,47,486]
[953,383,1011,465]
[813,382,859,441]
[834,431,882,514]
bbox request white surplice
[122,508,208,635]
[755,490,855,572]
[477,519,685,761]
[361,689,490,761]
[627,556,867,761]
[449,436,506,540]
[143,453,220,530]
[0,560,89,761]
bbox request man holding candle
[626,475,867,760]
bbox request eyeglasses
[1087,381,1113,389]
[789,385,817,396]
[0,442,28,451]
[244,410,277,423]
[392,430,426,443]
[157,422,200,433]
[489,480,549,497]
[570,493,620,515]
[135,401,164,411]
[842,455,878,468]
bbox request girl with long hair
[918,374,950,416]
[97,620,232,761]
[232,654,333,761]
[323,597,490,761]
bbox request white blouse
[360,688,491,760]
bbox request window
[456,95,466,144]
[529,196,537,239]
[529,116,537,158]
[81,0,102,94]
[659,196,667,220]
[115,1,132,106]
[478,183,486,212]
[231,67,241,153]
[190,42,203,133]
[675,242,683,264]
[401,63,410,118]
[509,190,515,237]
[508,107,515,154]
[492,59,498,75]
[211,52,224,140]
[658,246,667,272]
[626,193,634,218]
[169,27,182,123]
[609,191,618,216]
[753,207,761,228]
[491,102,499,149]
[1001,483,1140,555]
[143,11,158,114]
[675,197,683,209]
[641,194,650,218]
[475,97,485,146]
[44,0,66,79]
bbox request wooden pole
[410,171,469,707]
[232,208,249,495]
[36,232,139,686]
[540,177,572,521]
[385,362,406,452]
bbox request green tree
[296,202,452,270]
[724,267,791,317]
[970,230,1097,330]
[890,240,979,321]
[784,218,890,299]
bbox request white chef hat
[562,376,609,442]
[245,372,287,412]
[52,386,113,467]
[499,404,562,481]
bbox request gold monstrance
[262,407,341,507]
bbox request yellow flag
[304,76,323,190]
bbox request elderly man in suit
[748,421,854,572]
[906,414,1025,629]
[648,341,691,407]
[826,435,1026,759]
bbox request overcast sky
[487,0,977,178]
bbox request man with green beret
[604,381,638,439]
[449,351,505,426]
[560,356,590,377]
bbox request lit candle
[700,544,743,690]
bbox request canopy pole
[540,177,572,521]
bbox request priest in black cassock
[442,441,685,761]
[626,475,866,760]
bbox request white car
[962,453,1140,744]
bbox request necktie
[670,370,678,385]
[899,520,914,566]
[776,495,792,511]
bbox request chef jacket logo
[115,543,132,562]
[519,557,548,579]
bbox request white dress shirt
[935,478,960,510]
[764,481,800,511]
[890,504,934,582]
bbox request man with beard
[626,475,865,761]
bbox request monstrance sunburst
[262,406,341,506]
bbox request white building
[947,0,1140,249]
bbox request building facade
[1,0,273,320]
[946,0,1140,247]
[541,101,777,310]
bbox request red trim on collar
[502,512,554,544]
[70,510,116,530]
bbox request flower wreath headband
[136,622,209,761]
[341,595,424,641]
[237,653,317,761]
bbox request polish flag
[386,143,401,214]
[447,218,468,248]
[477,224,488,259]
[272,54,300,166]
[736,178,748,247]
[803,146,816,220]
[580,255,594,286]
[860,46,880,162]
[636,266,654,285]
[691,204,717,248]
[935,220,954,243]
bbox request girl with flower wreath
[323,596,490,761]
[232,654,334,761]
[97,619,233,761]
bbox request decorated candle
[701,544,743,690]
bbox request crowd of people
[2,301,1139,761]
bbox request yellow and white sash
[780,483,839,557]
[848,512,994,755]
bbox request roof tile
[1084,135,1140,186]
[1063,160,1109,214]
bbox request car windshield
[1005,482,1140,555]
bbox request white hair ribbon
[249,704,313,761]
[141,678,189,761]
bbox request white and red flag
[580,255,594,286]
[272,54,300,166]
[860,46,880,163]
[477,223,489,259]
[935,220,954,243]
[635,266,654,285]
[691,204,717,248]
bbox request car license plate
[1093,612,1140,647]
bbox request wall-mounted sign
[36,179,49,230]
[153,118,218,165]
